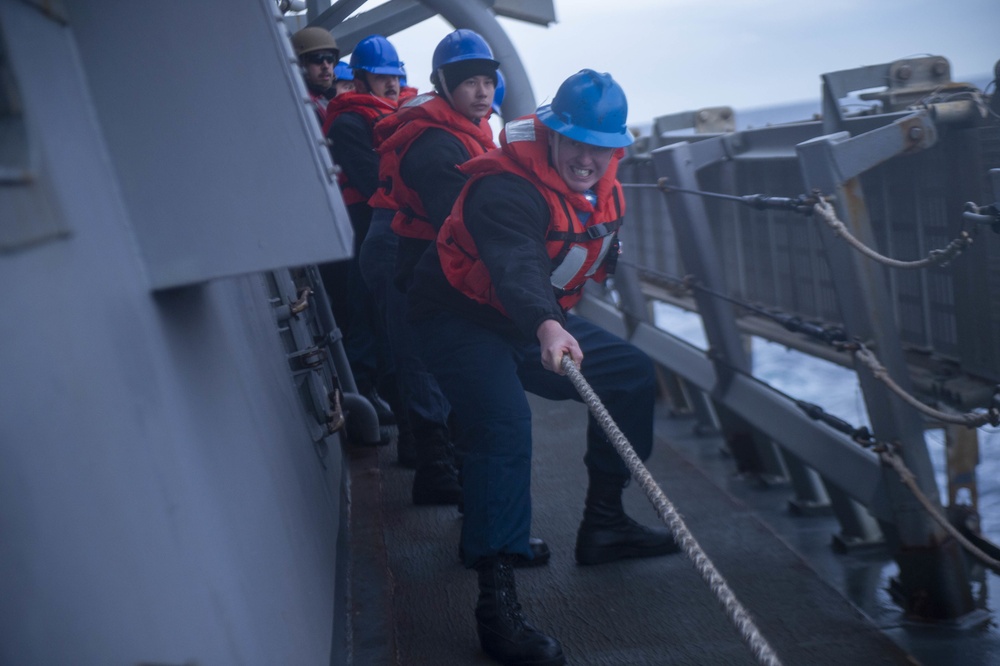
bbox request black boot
[475,556,565,666]
[575,470,681,565]
[412,429,462,505]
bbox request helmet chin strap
[354,71,371,95]
[550,130,562,167]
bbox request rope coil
[561,355,783,666]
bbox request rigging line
[794,394,1000,574]
[619,181,974,266]
[851,342,1000,429]
[581,292,1000,572]
[612,261,996,426]
[590,291,1000,573]
[878,448,1000,573]
[620,180,820,215]
[621,181,749,204]
[561,355,784,666]
[813,199,973,269]
[617,259,848,346]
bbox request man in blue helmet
[361,29,550,566]
[332,60,354,96]
[319,34,408,445]
[360,28,497,506]
[407,69,680,666]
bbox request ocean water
[652,301,1000,541]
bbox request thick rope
[814,200,972,269]
[561,355,783,666]
[852,344,1000,428]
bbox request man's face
[448,75,495,122]
[302,51,336,90]
[548,133,614,193]
[334,80,355,96]
[367,74,400,102]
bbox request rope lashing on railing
[878,447,1000,572]
[626,264,849,347]
[560,355,783,666]
[614,259,999,428]
[793,398,1000,571]
[621,180,975,267]
[844,341,1000,428]
[813,199,973,269]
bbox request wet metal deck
[347,394,955,665]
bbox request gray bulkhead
[1,1,353,664]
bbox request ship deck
[347,393,1000,665]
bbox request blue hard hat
[432,29,498,71]
[492,70,505,115]
[350,35,405,76]
[334,61,354,81]
[536,69,633,148]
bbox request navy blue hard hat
[350,35,405,76]
[536,69,633,148]
[334,61,354,81]
[432,29,498,71]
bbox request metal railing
[578,62,1000,621]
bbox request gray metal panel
[1,3,347,663]
[66,0,353,290]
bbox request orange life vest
[323,92,397,206]
[438,116,625,314]
[399,86,420,104]
[369,92,496,240]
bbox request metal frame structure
[585,57,1000,620]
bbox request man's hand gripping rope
[537,319,582,375]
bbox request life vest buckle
[585,221,617,239]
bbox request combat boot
[475,556,565,666]
[575,469,681,565]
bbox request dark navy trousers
[412,309,656,566]
[359,210,451,433]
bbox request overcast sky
[371,0,997,127]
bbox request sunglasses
[304,52,337,65]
